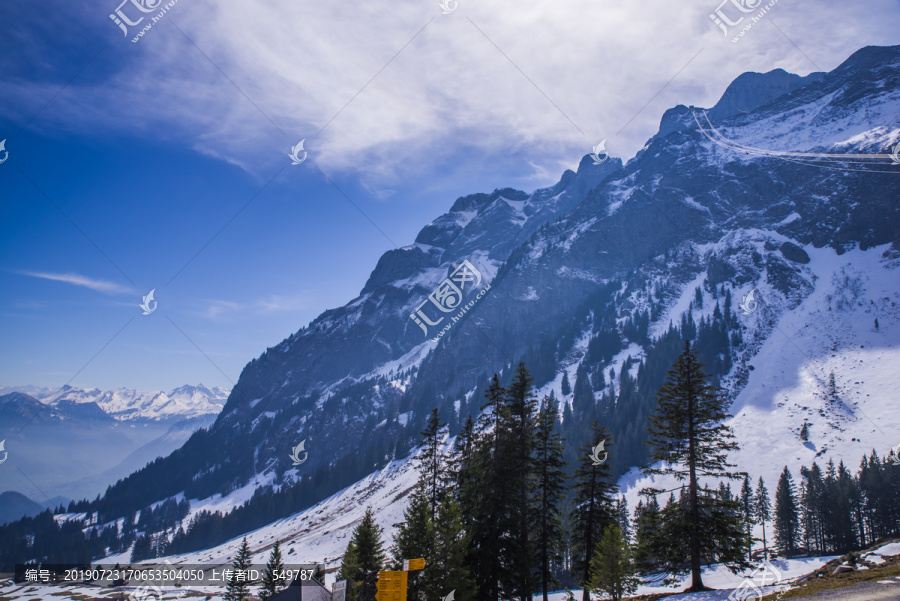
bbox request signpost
[375,571,407,601]
[402,558,425,571]
[375,558,425,601]
[332,579,346,601]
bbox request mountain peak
[706,68,824,122]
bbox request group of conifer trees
[222,537,325,600]
[338,362,575,601]
[331,343,900,600]
[336,344,743,600]
[765,453,900,558]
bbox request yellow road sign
[375,570,408,601]
[403,558,425,571]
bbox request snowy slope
[100,438,455,590]
[619,241,900,548]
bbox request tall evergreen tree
[642,341,745,591]
[615,497,630,541]
[259,540,286,600]
[561,371,572,397]
[754,477,771,561]
[533,394,568,601]
[739,476,754,562]
[504,362,538,601]
[224,537,253,601]
[589,524,639,601]
[825,460,857,553]
[633,496,661,573]
[465,375,512,601]
[800,464,826,554]
[391,491,433,601]
[396,407,472,601]
[450,415,476,527]
[339,508,385,601]
[426,498,476,601]
[131,535,152,562]
[571,423,618,601]
[418,408,450,521]
[774,467,799,558]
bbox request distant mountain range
[0,384,229,505]
[0,383,229,422]
[0,491,70,527]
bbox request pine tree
[340,540,361,601]
[339,508,385,601]
[740,476,754,562]
[571,423,618,601]
[224,537,253,601]
[572,363,593,414]
[633,496,661,573]
[826,460,857,553]
[131,535,152,562]
[503,362,538,601]
[591,366,606,392]
[754,477,771,561]
[391,491,433,601]
[418,408,450,521]
[464,374,512,601]
[533,394,568,601]
[397,406,465,601]
[561,371,572,397]
[774,467,799,558]
[801,463,826,554]
[449,415,476,528]
[590,524,639,601]
[826,372,838,404]
[615,497,630,541]
[642,341,746,591]
[426,498,476,601]
[259,541,286,600]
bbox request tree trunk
[541,465,549,601]
[686,368,706,592]
[582,478,595,601]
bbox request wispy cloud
[18,271,132,295]
[257,294,310,313]
[203,299,243,319]
[201,294,310,319]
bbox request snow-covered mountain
[12,44,898,572]
[0,383,229,422]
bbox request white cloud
[18,271,133,295]
[13,1,899,192]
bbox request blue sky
[0,0,897,391]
